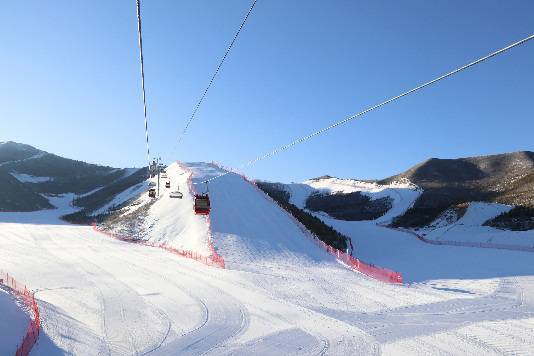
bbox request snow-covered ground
[0,193,77,225]
[0,286,29,355]
[1,163,534,355]
[420,202,534,249]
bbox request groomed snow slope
[1,163,534,354]
[0,286,29,355]
[187,162,337,270]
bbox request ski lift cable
[136,0,151,172]
[197,34,534,185]
[177,0,259,145]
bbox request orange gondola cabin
[194,194,210,215]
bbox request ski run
[1,162,534,355]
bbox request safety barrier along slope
[0,271,41,356]
[210,161,403,284]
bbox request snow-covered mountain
[262,151,534,234]
[385,151,534,230]
[0,141,145,213]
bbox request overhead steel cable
[135,0,151,172]
[199,34,534,184]
[177,0,259,145]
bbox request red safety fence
[0,272,41,356]
[210,161,403,284]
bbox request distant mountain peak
[383,150,534,184]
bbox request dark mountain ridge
[0,141,43,163]
[0,142,146,212]
[381,151,534,229]
[383,151,534,185]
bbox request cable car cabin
[194,194,210,215]
[148,188,156,198]
[165,181,171,188]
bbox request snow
[1,162,534,354]
[317,214,534,282]
[0,193,77,225]
[0,286,29,356]
[10,172,52,183]
[417,202,534,248]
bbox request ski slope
[1,162,534,354]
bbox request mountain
[0,141,147,213]
[0,141,43,163]
[383,151,534,228]
[259,151,534,232]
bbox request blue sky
[1,0,532,182]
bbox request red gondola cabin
[194,194,210,215]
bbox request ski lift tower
[149,157,163,197]
[149,159,158,178]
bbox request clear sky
[1,0,532,182]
